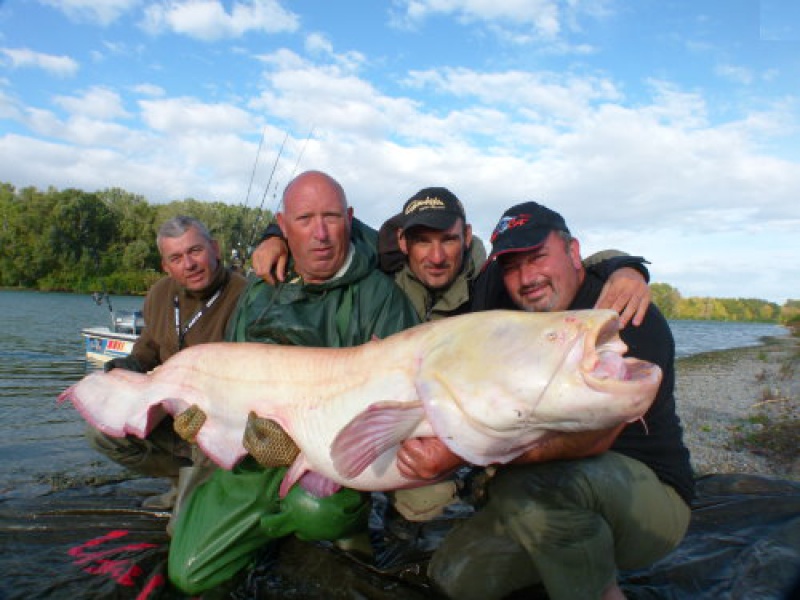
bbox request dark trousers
[429,451,690,600]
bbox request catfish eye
[546,331,558,342]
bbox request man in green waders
[167,170,420,594]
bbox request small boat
[81,293,144,363]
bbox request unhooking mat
[1,473,798,599]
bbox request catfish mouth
[582,313,662,389]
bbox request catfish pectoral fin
[174,404,207,443]
[244,411,300,467]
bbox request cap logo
[491,213,530,243]
[405,196,446,215]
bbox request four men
[84,179,686,598]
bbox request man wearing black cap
[396,201,695,600]
[388,186,485,322]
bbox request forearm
[584,251,650,283]
[583,249,627,268]
[129,333,160,372]
[510,425,623,464]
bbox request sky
[0,0,798,304]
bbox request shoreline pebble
[675,334,799,480]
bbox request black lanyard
[173,287,223,350]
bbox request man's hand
[596,267,651,328]
[511,425,624,464]
[103,355,144,373]
[252,237,290,285]
[396,437,465,481]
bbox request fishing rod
[242,124,268,213]
[255,125,314,238]
[242,131,288,257]
[290,126,314,180]
[239,125,314,261]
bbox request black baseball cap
[487,201,570,263]
[401,187,466,231]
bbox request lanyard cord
[173,286,223,350]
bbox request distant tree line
[652,283,797,326]
[2,183,797,325]
[0,182,270,294]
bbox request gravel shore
[675,333,799,480]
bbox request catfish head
[415,309,662,465]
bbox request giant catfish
[60,309,662,498]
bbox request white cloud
[131,83,166,97]
[0,88,23,120]
[251,53,418,140]
[394,0,613,44]
[141,0,299,41]
[37,0,141,25]
[0,133,187,198]
[399,0,562,36]
[139,97,255,134]
[53,86,131,120]
[404,67,622,124]
[21,105,148,151]
[715,63,754,85]
[0,48,79,77]
[241,44,799,258]
[305,32,333,56]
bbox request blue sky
[1,0,798,304]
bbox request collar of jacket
[284,243,371,292]
[394,246,478,321]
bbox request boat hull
[81,327,138,363]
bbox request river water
[0,289,789,500]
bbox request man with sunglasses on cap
[396,201,694,600]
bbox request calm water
[0,290,142,498]
[670,319,789,358]
[0,290,789,499]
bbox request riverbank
[676,333,800,480]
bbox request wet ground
[1,474,799,599]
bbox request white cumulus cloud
[141,0,299,41]
[0,48,79,77]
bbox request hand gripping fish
[59,309,661,498]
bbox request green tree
[122,239,152,271]
[42,190,117,290]
[651,283,681,318]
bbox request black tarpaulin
[1,473,798,599]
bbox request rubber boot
[142,477,179,510]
